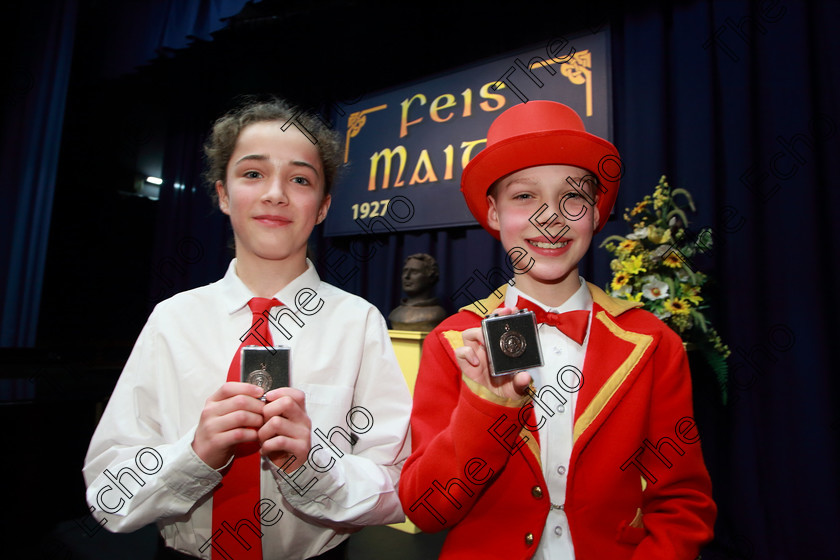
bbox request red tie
[515,296,590,345]
[210,297,280,560]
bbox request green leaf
[700,345,729,405]
[600,235,628,247]
[670,188,697,212]
[680,264,698,284]
[663,276,676,295]
[666,208,691,228]
[690,309,708,333]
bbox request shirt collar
[505,277,593,313]
[220,258,322,315]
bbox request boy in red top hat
[399,101,716,559]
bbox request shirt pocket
[298,383,357,456]
[298,383,354,413]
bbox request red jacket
[399,283,716,559]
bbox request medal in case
[481,310,543,376]
[240,346,290,400]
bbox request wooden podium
[387,329,430,534]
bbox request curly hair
[203,97,343,203]
[404,253,440,285]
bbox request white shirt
[83,259,412,559]
[505,278,593,560]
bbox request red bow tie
[515,296,590,345]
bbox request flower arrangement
[600,176,731,402]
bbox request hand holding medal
[454,307,536,399]
[238,346,312,471]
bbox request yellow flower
[611,272,630,291]
[630,200,650,216]
[648,228,672,244]
[683,285,703,305]
[662,252,684,268]
[653,186,668,209]
[621,254,647,275]
[664,298,691,315]
[617,239,638,254]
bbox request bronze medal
[499,323,527,358]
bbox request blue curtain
[0,0,255,351]
[608,2,839,557]
[83,0,259,79]
[0,0,77,349]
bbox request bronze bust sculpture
[388,253,447,331]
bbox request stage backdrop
[325,29,612,236]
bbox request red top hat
[461,100,621,239]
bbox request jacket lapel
[455,284,544,475]
[457,283,654,478]
[572,284,653,455]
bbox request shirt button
[556,403,565,413]
[525,533,534,546]
[554,525,563,536]
[557,465,567,475]
[531,485,543,499]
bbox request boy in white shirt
[83,99,411,559]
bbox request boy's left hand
[258,387,312,472]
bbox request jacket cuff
[461,373,531,410]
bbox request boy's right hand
[455,307,532,400]
[192,382,266,470]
